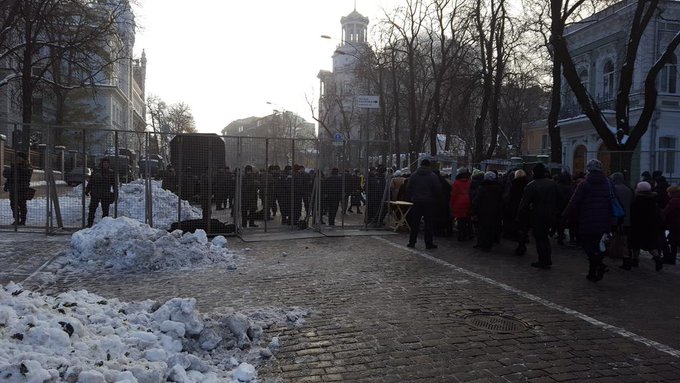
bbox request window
[32,97,43,120]
[238,126,244,133]
[603,61,615,100]
[658,136,676,174]
[541,134,548,150]
[660,54,678,94]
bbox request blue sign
[334,133,343,141]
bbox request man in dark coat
[563,159,613,282]
[366,166,388,227]
[161,165,177,193]
[406,159,442,249]
[86,158,117,227]
[323,168,344,226]
[213,167,228,210]
[518,163,560,269]
[471,171,504,251]
[241,165,259,228]
[3,152,33,225]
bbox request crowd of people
[7,150,679,284]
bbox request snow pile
[0,282,309,382]
[1,180,201,230]
[69,180,203,229]
[62,217,237,273]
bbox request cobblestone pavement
[2,229,680,382]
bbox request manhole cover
[464,313,529,333]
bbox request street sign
[332,132,344,146]
[356,95,380,109]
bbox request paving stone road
[1,229,680,382]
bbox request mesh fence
[1,125,398,234]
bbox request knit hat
[636,181,652,193]
[586,159,603,173]
[472,169,484,178]
[484,171,497,181]
[532,163,547,179]
[394,170,402,177]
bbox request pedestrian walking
[322,168,343,226]
[506,169,529,254]
[450,168,472,242]
[629,181,664,271]
[517,163,560,269]
[86,158,116,227]
[3,152,33,225]
[562,159,613,282]
[241,165,259,228]
[406,159,442,249]
[471,171,504,251]
[610,172,634,269]
[662,185,680,265]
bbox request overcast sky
[132,0,402,134]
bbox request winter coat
[654,176,670,209]
[390,176,406,201]
[3,163,33,196]
[322,174,343,202]
[506,176,528,226]
[450,177,471,218]
[612,180,634,228]
[562,171,613,236]
[241,172,259,207]
[86,167,116,200]
[406,166,441,205]
[517,177,559,230]
[662,195,680,244]
[629,192,663,250]
[471,180,503,226]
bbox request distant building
[0,0,146,157]
[557,0,680,178]
[317,8,371,143]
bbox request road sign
[356,95,380,109]
[333,132,344,146]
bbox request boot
[620,258,632,271]
[586,261,598,282]
[663,253,677,265]
[596,262,608,281]
[654,256,663,271]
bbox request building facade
[0,0,146,157]
[557,0,680,178]
[317,8,371,142]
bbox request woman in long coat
[630,181,664,270]
[471,171,504,251]
[450,169,472,241]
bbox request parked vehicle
[64,167,92,186]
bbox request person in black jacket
[406,159,442,249]
[471,171,504,251]
[517,163,560,269]
[3,152,33,225]
[241,164,259,228]
[86,158,117,227]
[323,168,344,226]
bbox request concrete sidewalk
[2,230,680,382]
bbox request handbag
[608,181,625,218]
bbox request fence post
[55,146,66,180]
[0,134,5,175]
[81,130,86,228]
[114,131,119,218]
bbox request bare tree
[0,0,135,151]
[552,0,680,171]
[166,102,197,134]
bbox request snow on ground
[55,217,236,273]
[0,180,202,230]
[0,282,309,382]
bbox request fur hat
[636,181,652,193]
[586,159,603,173]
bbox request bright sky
[132,0,402,134]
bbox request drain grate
[464,313,529,333]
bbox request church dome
[342,10,369,24]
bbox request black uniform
[3,160,33,225]
[323,171,343,226]
[86,161,117,227]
